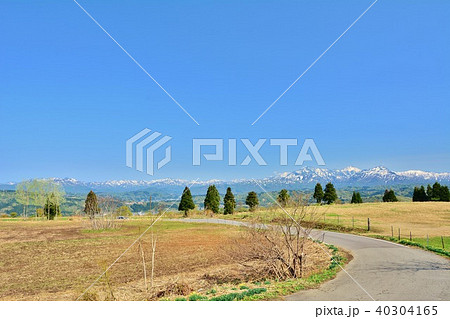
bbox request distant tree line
[312,182,403,204]
[412,182,450,202]
[177,185,256,215]
[79,181,450,221]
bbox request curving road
[170,218,450,301]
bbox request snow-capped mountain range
[1,166,449,195]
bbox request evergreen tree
[356,192,363,203]
[426,184,433,199]
[223,187,236,215]
[431,182,442,201]
[84,190,100,219]
[323,182,338,204]
[417,183,449,202]
[204,185,220,214]
[43,193,60,220]
[439,185,450,202]
[277,189,290,207]
[383,189,398,202]
[351,191,358,204]
[313,183,324,204]
[413,186,429,202]
[389,190,398,202]
[245,191,259,211]
[178,187,195,216]
[351,191,363,203]
[412,187,420,202]
[419,185,428,201]
[382,189,389,202]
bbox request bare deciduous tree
[88,196,122,230]
[232,193,321,280]
[151,231,157,288]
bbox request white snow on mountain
[2,167,449,194]
[396,170,450,180]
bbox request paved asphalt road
[171,218,450,301]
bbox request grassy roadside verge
[370,235,450,258]
[165,243,348,301]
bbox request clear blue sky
[1,0,449,182]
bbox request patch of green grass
[239,285,249,290]
[305,269,338,284]
[411,236,450,250]
[371,235,450,258]
[188,294,208,301]
[209,288,267,301]
[206,289,216,295]
[175,297,187,301]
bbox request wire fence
[320,214,449,251]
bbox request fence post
[352,217,354,229]
[409,231,412,241]
[391,226,394,237]
[398,228,401,240]
[427,234,429,246]
[367,218,370,231]
[442,236,445,249]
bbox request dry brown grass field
[219,202,450,238]
[0,218,330,301]
[316,202,450,237]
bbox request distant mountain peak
[1,166,449,195]
[368,166,390,171]
[341,166,362,173]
